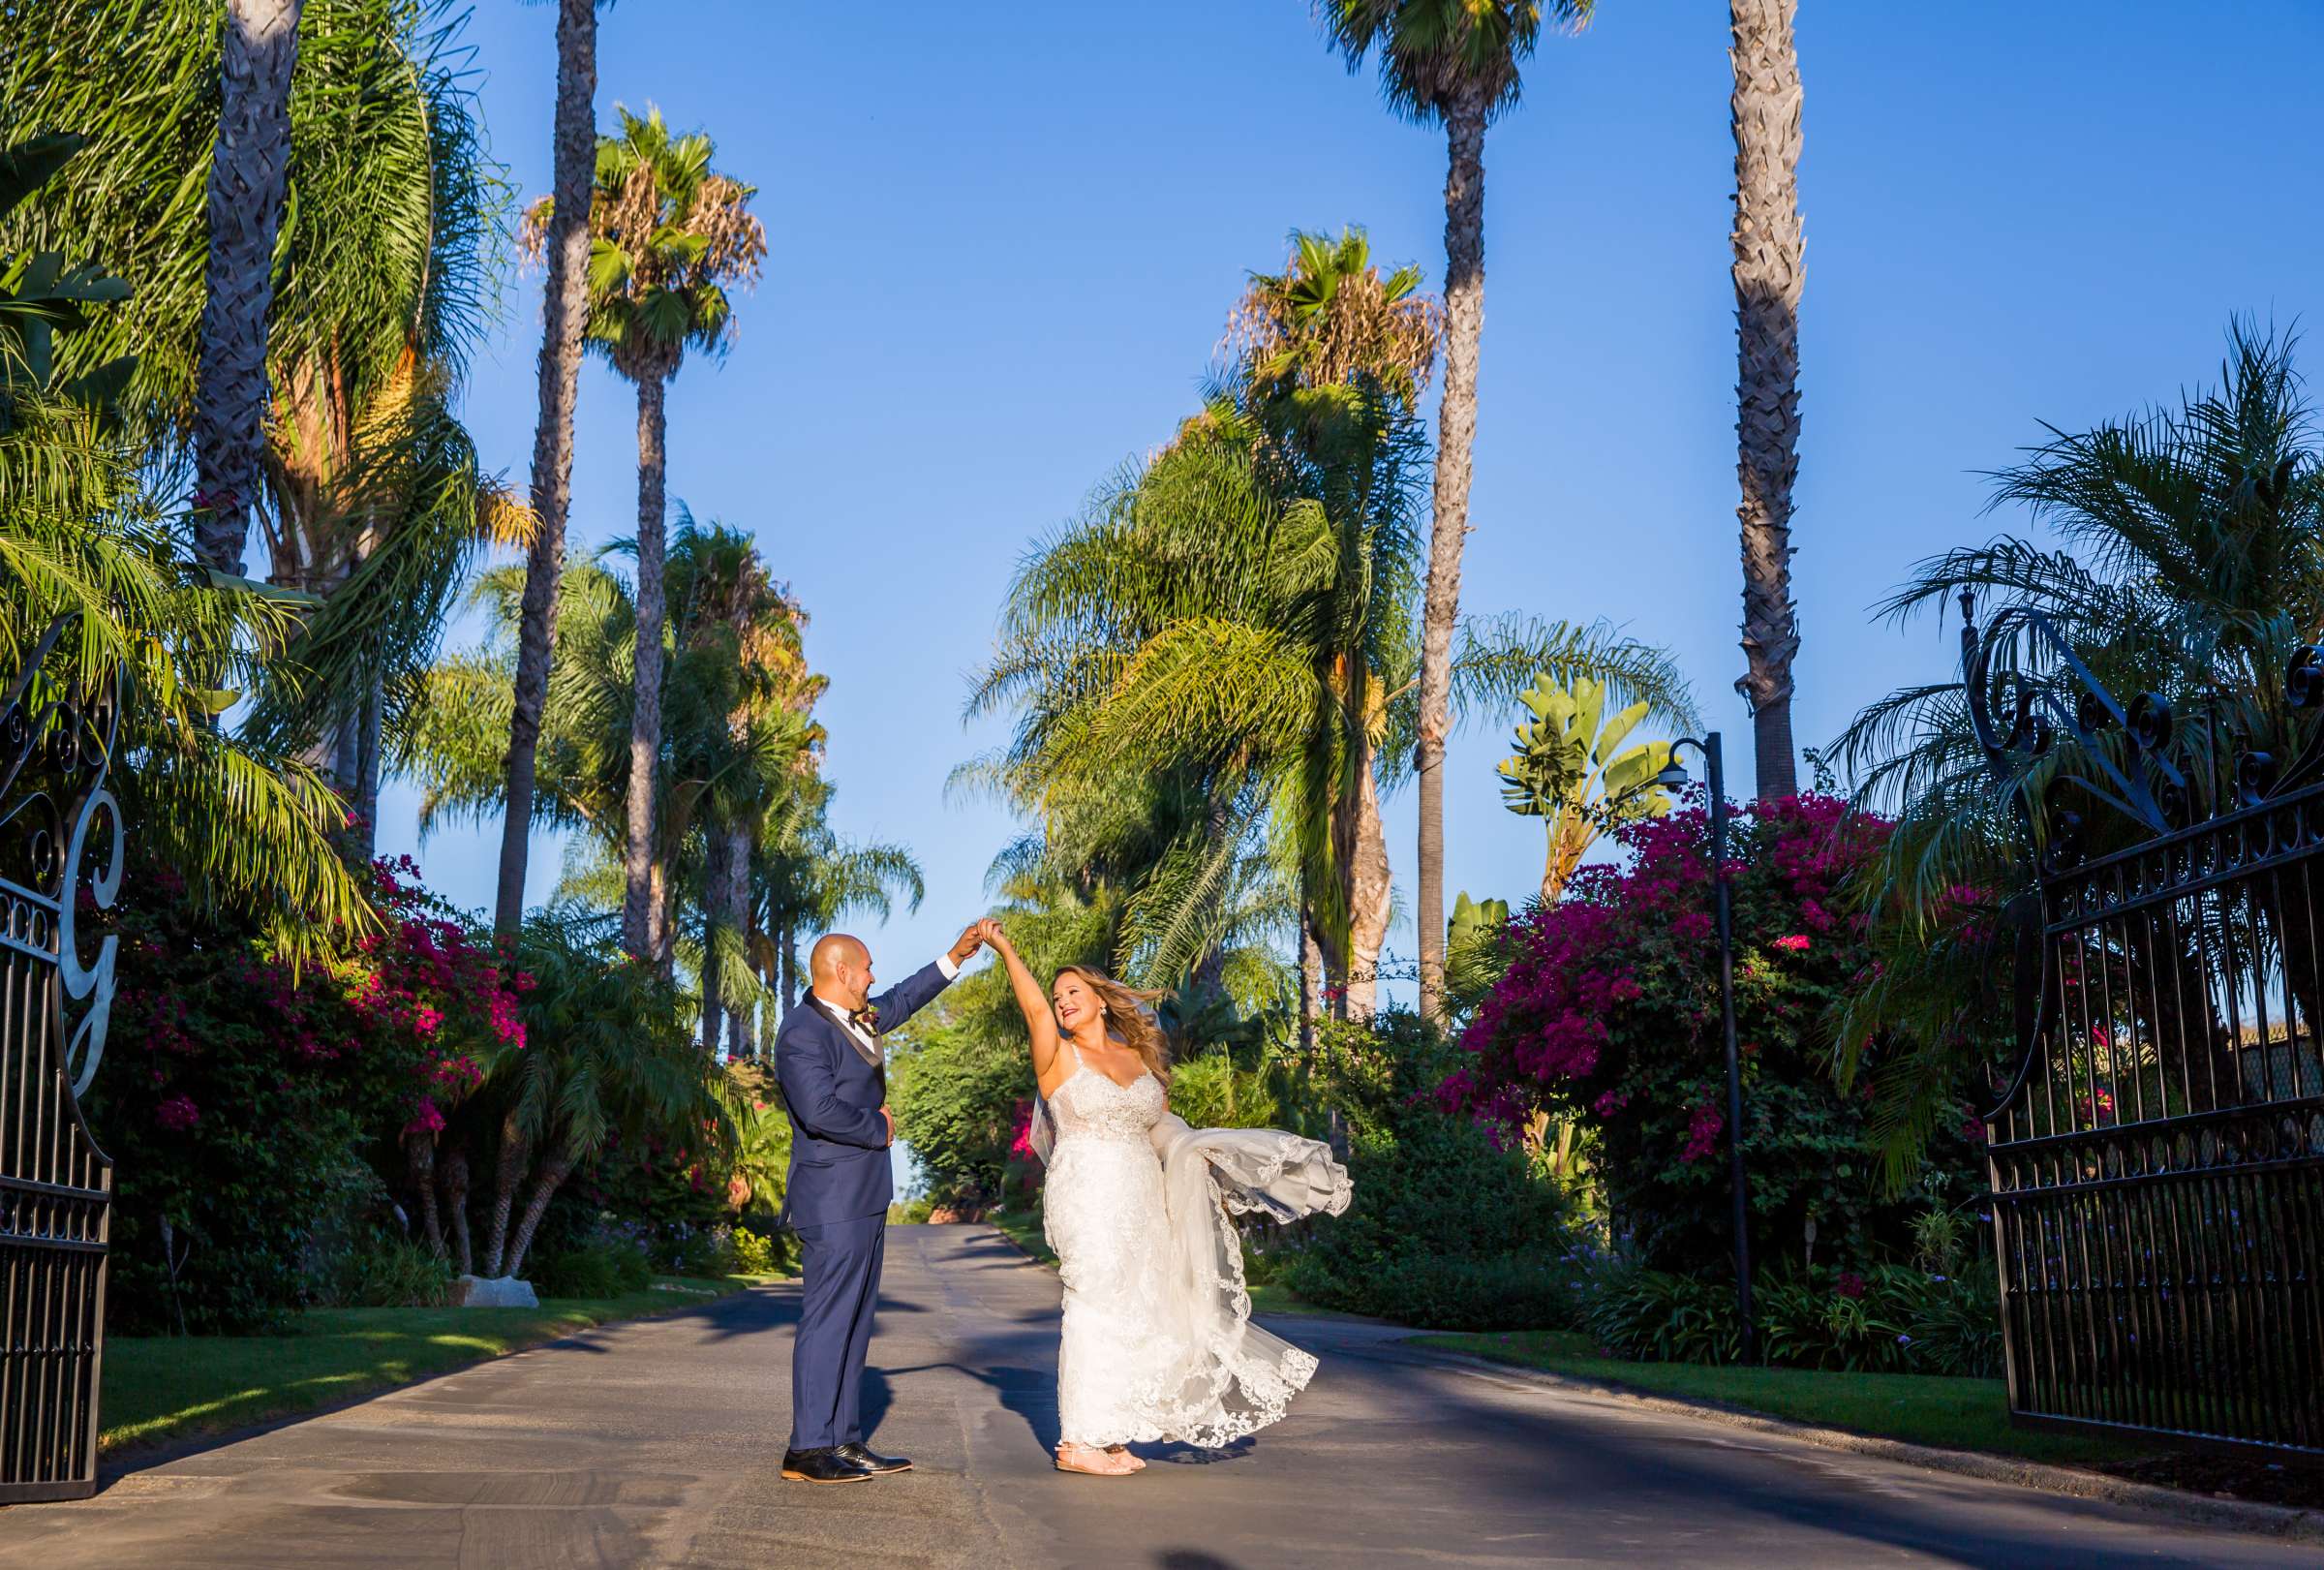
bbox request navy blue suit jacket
[776,960,956,1227]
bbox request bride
[977,918,1352,1477]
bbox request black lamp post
[1659,732,1757,1363]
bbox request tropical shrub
[891,1014,1034,1213]
[312,1224,458,1309]
[530,1234,653,1299]
[1283,1016,1583,1330]
[731,1224,780,1275]
[1166,1047,1286,1131]
[1578,1252,2001,1377]
[1447,795,1987,1279]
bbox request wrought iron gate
[1967,600,2324,1456]
[0,617,122,1502]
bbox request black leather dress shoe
[781,1446,874,1484]
[835,1441,911,1474]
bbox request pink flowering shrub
[88,847,528,1333]
[1447,794,1985,1277]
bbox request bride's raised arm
[978,919,1062,1087]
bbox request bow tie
[848,1009,873,1030]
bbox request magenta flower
[1771,934,1810,952]
[156,1094,200,1131]
[1679,1101,1724,1164]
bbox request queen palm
[487,910,731,1278]
[654,514,820,1050]
[1731,0,1805,797]
[1317,0,1598,1022]
[498,0,605,939]
[527,105,765,963]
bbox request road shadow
[872,1360,1060,1451]
[1350,1343,2258,1570]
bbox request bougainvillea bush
[1446,794,1986,1282]
[92,850,525,1333]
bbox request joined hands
[944,918,1015,967]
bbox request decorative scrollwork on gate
[0,618,125,1103]
[0,612,121,1502]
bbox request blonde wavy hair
[1053,965,1171,1084]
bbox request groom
[776,923,984,1484]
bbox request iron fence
[0,616,122,1502]
[1967,600,2324,1456]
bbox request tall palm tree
[2,0,518,854]
[497,0,602,939]
[192,0,303,577]
[979,231,1690,1019]
[1731,0,1804,798]
[526,106,765,963]
[0,139,370,939]
[654,514,819,1054]
[1230,227,1439,1016]
[1317,0,1597,1023]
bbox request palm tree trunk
[1415,89,1490,1026]
[193,0,303,577]
[778,914,797,1018]
[1298,895,1320,1055]
[403,1129,443,1258]
[1731,0,1805,800]
[505,1141,578,1280]
[440,1142,473,1277]
[700,829,728,1054]
[1344,789,1391,1021]
[352,666,382,859]
[724,825,752,1060]
[495,0,598,939]
[624,372,669,962]
[1340,690,1392,1021]
[482,1111,527,1277]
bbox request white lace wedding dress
[1037,1041,1353,1450]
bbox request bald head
[809,933,873,1010]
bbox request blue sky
[379,0,2324,1002]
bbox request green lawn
[988,1204,1056,1267]
[101,1275,780,1455]
[1413,1331,2149,1469]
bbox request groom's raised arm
[775,1028,890,1150]
[867,925,983,1034]
[865,959,955,1035]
